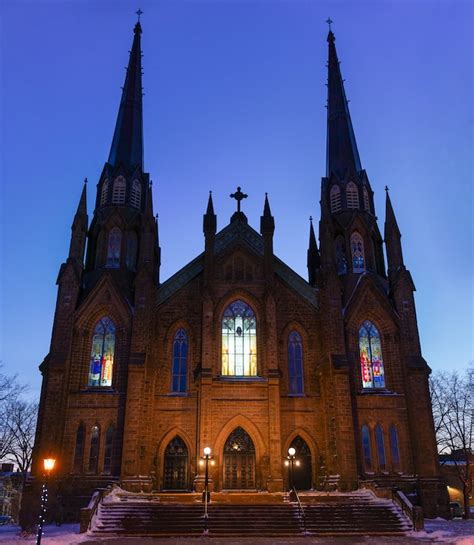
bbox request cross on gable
[230,186,248,213]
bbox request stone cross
[326,17,333,30]
[230,186,248,212]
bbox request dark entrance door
[163,436,188,490]
[290,436,312,490]
[223,427,256,489]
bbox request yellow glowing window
[221,300,257,376]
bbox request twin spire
[108,20,144,170]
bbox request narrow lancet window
[130,179,142,208]
[363,186,370,211]
[126,231,138,270]
[112,176,126,204]
[171,329,188,393]
[89,317,115,387]
[359,320,385,389]
[221,300,257,377]
[346,181,359,209]
[361,425,372,471]
[106,227,122,268]
[103,425,114,474]
[288,331,304,395]
[390,425,401,471]
[330,185,342,213]
[335,236,348,275]
[88,425,100,473]
[350,232,365,272]
[375,424,386,470]
[73,423,85,473]
[100,179,109,206]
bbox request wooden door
[163,436,188,490]
[223,427,256,489]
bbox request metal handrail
[291,487,306,532]
[391,488,424,531]
[87,489,104,531]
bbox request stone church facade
[31,19,448,517]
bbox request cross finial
[230,186,248,213]
[136,8,143,22]
[326,17,333,31]
[309,215,313,222]
[385,185,389,193]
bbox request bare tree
[430,368,473,519]
[6,400,38,482]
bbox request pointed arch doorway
[290,436,312,490]
[163,436,189,490]
[223,427,256,489]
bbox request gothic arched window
[330,185,342,213]
[130,179,142,208]
[288,331,304,395]
[89,317,116,387]
[103,424,114,474]
[375,424,386,470]
[363,186,370,212]
[221,300,257,377]
[361,425,372,471]
[350,232,365,272]
[73,423,85,473]
[359,320,385,389]
[106,227,122,268]
[100,179,109,206]
[112,176,126,204]
[171,329,188,393]
[126,231,138,270]
[88,425,100,473]
[335,236,348,275]
[390,424,401,471]
[346,181,359,209]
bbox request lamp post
[202,447,212,505]
[285,447,300,499]
[36,457,56,545]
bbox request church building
[31,18,448,518]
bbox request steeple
[326,29,362,179]
[108,20,144,171]
[384,187,404,273]
[260,193,275,235]
[203,191,217,235]
[68,179,88,263]
[307,216,320,285]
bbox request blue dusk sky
[0,1,472,400]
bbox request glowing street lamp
[36,457,56,545]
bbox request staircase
[89,488,412,536]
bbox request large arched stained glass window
[288,331,304,395]
[172,329,188,393]
[89,317,116,387]
[221,300,257,376]
[359,320,385,389]
[350,232,365,272]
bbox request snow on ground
[0,519,473,544]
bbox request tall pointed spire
[326,28,362,178]
[108,19,144,170]
[260,193,275,235]
[203,191,217,234]
[307,216,320,285]
[384,187,404,272]
[68,179,88,263]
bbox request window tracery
[112,176,126,204]
[330,185,342,213]
[350,232,365,272]
[106,227,122,268]
[288,331,304,395]
[171,329,188,393]
[346,181,359,209]
[89,317,115,387]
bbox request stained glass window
[375,424,386,470]
[346,181,359,209]
[103,424,114,474]
[112,176,126,204]
[130,179,141,208]
[88,425,100,473]
[330,185,342,213]
[335,236,348,275]
[89,317,115,387]
[126,231,138,270]
[361,425,372,470]
[351,232,365,273]
[359,320,385,389]
[106,227,122,268]
[100,179,109,206]
[288,331,304,395]
[390,425,400,471]
[221,300,257,376]
[172,329,188,393]
[73,423,85,473]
